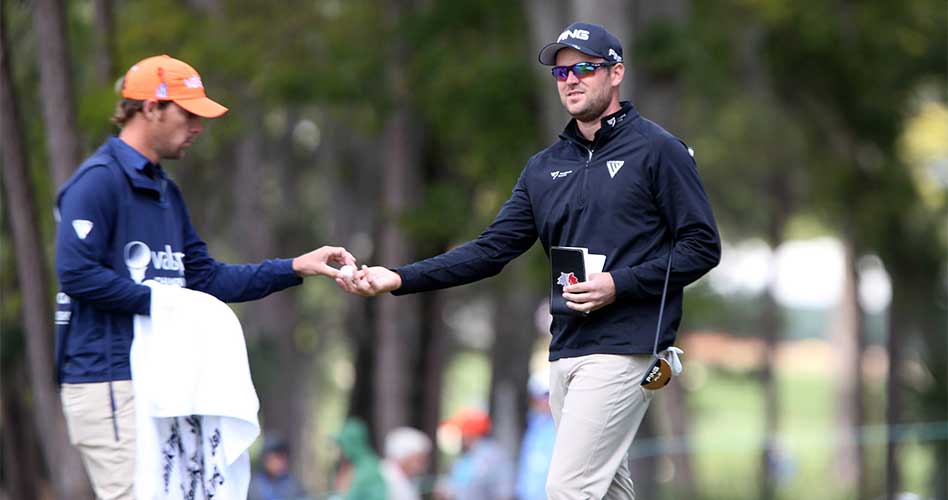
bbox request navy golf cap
[538,22,624,66]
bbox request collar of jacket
[107,136,166,194]
[559,101,638,148]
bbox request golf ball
[339,265,356,279]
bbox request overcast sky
[707,237,892,313]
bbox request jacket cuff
[134,286,152,316]
[610,268,644,300]
[391,266,418,295]
[275,258,305,288]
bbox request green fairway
[686,366,937,500]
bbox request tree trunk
[1,363,43,500]
[327,119,382,438]
[417,290,450,475]
[922,262,948,500]
[32,0,81,189]
[732,20,792,500]
[319,109,393,452]
[488,259,538,458]
[348,298,379,439]
[628,1,690,122]
[661,382,698,498]
[229,108,308,457]
[373,108,422,437]
[184,0,221,15]
[759,283,780,500]
[759,195,788,500]
[525,0,568,136]
[373,0,423,441]
[829,239,865,492]
[884,267,912,500]
[628,413,658,499]
[0,19,93,499]
[91,0,116,86]
[877,198,946,500]
[897,210,948,500]
[759,173,790,500]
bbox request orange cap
[442,408,491,439]
[121,55,228,118]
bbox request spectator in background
[382,427,433,500]
[248,437,309,500]
[515,373,556,500]
[333,417,388,500]
[440,408,515,500]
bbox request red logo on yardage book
[557,272,579,288]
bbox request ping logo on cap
[558,29,590,42]
[539,23,624,66]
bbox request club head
[640,357,672,390]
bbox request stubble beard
[156,141,184,160]
[159,133,193,160]
[565,87,611,124]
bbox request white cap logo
[183,75,203,89]
[124,241,152,283]
[557,29,590,42]
[156,83,168,98]
[72,220,94,240]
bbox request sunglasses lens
[573,63,596,75]
[553,63,608,81]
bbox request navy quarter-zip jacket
[55,137,302,383]
[394,102,720,360]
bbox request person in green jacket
[334,418,388,500]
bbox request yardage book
[549,246,606,316]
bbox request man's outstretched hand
[293,246,357,278]
[335,265,402,297]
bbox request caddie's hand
[335,265,402,297]
[562,272,616,313]
[293,246,357,278]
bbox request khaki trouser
[61,381,136,500]
[546,354,655,500]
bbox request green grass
[684,366,939,500]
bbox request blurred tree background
[1,0,945,499]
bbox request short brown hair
[111,98,171,128]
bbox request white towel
[132,281,260,499]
